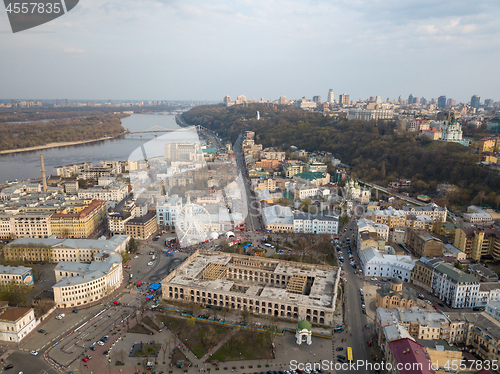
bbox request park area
[161,315,233,358]
[210,330,273,361]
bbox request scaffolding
[286,274,307,294]
[201,263,227,280]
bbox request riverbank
[0,131,128,155]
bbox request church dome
[297,320,312,331]
[391,277,403,285]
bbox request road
[334,217,377,374]
[233,134,263,232]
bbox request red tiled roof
[388,338,435,374]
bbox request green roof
[435,263,479,283]
[202,148,216,153]
[297,320,312,331]
[295,171,325,181]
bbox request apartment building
[431,263,479,308]
[156,194,183,229]
[410,258,444,292]
[50,200,106,238]
[124,212,158,240]
[77,182,129,202]
[406,229,443,257]
[454,226,500,261]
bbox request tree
[496,195,500,211]
[127,237,139,253]
[477,190,486,206]
[187,318,196,327]
[380,161,386,179]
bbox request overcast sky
[1,0,499,103]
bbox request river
[0,113,183,182]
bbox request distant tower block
[256,111,260,120]
[40,154,47,192]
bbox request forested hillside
[183,104,500,209]
[0,113,126,151]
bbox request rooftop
[388,338,435,374]
[162,251,339,309]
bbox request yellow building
[50,199,106,238]
[454,227,500,261]
[479,137,500,153]
[124,212,158,240]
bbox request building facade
[161,250,340,326]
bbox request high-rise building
[408,94,414,105]
[438,96,447,109]
[312,95,321,103]
[485,99,494,108]
[278,96,288,105]
[421,97,427,105]
[235,95,247,105]
[339,94,350,106]
[471,95,481,109]
[223,95,231,104]
[327,89,334,104]
[375,96,381,104]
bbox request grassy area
[170,347,191,367]
[143,316,159,331]
[210,330,273,361]
[129,323,152,334]
[161,315,234,359]
[134,344,161,357]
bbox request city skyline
[1,0,499,102]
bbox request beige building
[161,250,340,325]
[50,199,106,238]
[406,228,443,257]
[124,212,158,240]
[410,258,443,292]
[0,303,38,342]
[454,226,500,261]
[376,277,417,310]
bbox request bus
[347,347,353,362]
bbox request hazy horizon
[1,0,499,103]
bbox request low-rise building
[477,283,500,307]
[261,205,293,233]
[359,246,416,281]
[0,303,38,343]
[0,266,34,286]
[376,277,417,310]
[386,338,435,374]
[469,264,499,283]
[292,213,338,235]
[156,194,183,229]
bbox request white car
[133,256,139,259]
[371,277,378,281]
[97,341,105,346]
[147,261,154,266]
[30,350,38,355]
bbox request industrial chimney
[40,154,47,192]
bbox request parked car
[367,341,372,347]
[371,277,378,281]
[3,364,13,370]
[147,262,154,266]
[38,329,46,334]
[124,265,131,269]
[30,350,38,355]
[82,357,89,362]
[336,347,344,351]
[73,309,78,313]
